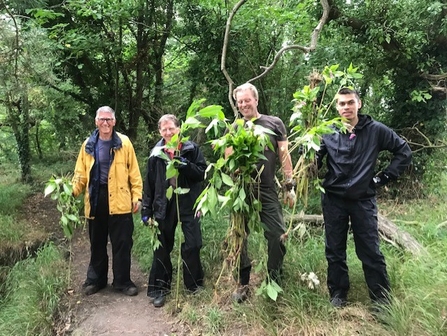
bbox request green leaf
[197,105,226,121]
[174,187,190,194]
[166,163,177,179]
[61,215,68,225]
[62,225,73,240]
[267,284,279,301]
[221,173,234,187]
[66,214,78,221]
[63,183,72,195]
[44,183,57,197]
[183,117,202,129]
[186,99,206,119]
[166,186,173,200]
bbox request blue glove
[142,216,149,226]
[173,156,188,169]
[373,171,390,187]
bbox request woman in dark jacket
[141,114,206,308]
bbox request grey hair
[233,83,259,101]
[158,114,180,128]
[95,106,115,118]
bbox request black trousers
[147,198,204,295]
[85,185,135,289]
[239,186,286,285]
[322,192,390,302]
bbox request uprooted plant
[44,174,83,240]
[44,174,83,281]
[285,64,363,240]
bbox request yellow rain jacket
[72,129,142,219]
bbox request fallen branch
[286,213,426,256]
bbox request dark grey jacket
[141,139,206,220]
[316,114,412,200]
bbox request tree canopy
[0,0,446,183]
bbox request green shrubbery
[0,243,67,336]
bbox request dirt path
[28,194,187,336]
[67,228,188,336]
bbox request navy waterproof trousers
[322,192,390,302]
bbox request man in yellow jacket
[72,106,142,296]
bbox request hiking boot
[83,284,100,296]
[330,296,347,308]
[186,286,204,295]
[232,285,249,303]
[122,285,138,296]
[153,293,167,308]
[148,291,158,303]
[82,283,106,296]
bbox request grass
[0,151,445,335]
[132,184,447,336]
[0,159,74,336]
[0,180,32,215]
[0,243,68,336]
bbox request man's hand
[132,200,142,213]
[283,177,296,191]
[373,171,390,187]
[173,156,189,169]
[283,177,296,208]
[283,188,296,208]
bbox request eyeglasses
[96,118,115,123]
[159,127,178,133]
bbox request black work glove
[373,171,390,187]
[173,156,189,170]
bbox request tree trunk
[286,213,426,256]
[9,95,32,183]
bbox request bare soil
[26,193,188,336]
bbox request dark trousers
[85,185,135,289]
[147,198,204,295]
[239,186,286,285]
[322,192,390,302]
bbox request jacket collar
[85,129,122,155]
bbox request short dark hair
[337,87,360,100]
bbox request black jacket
[316,114,412,200]
[141,139,206,220]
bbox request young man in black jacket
[141,114,206,308]
[316,88,412,309]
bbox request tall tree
[0,6,48,181]
[28,0,175,140]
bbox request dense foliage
[0,0,445,189]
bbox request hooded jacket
[316,114,412,200]
[72,129,142,218]
[141,139,206,221]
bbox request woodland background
[0,0,446,185]
[0,1,447,335]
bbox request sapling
[44,173,83,282]
[44,174,83,240]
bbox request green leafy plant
[197,119,275,285]
[286,64,364,238]
[44,174,83,240]
[150,100,225,311]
